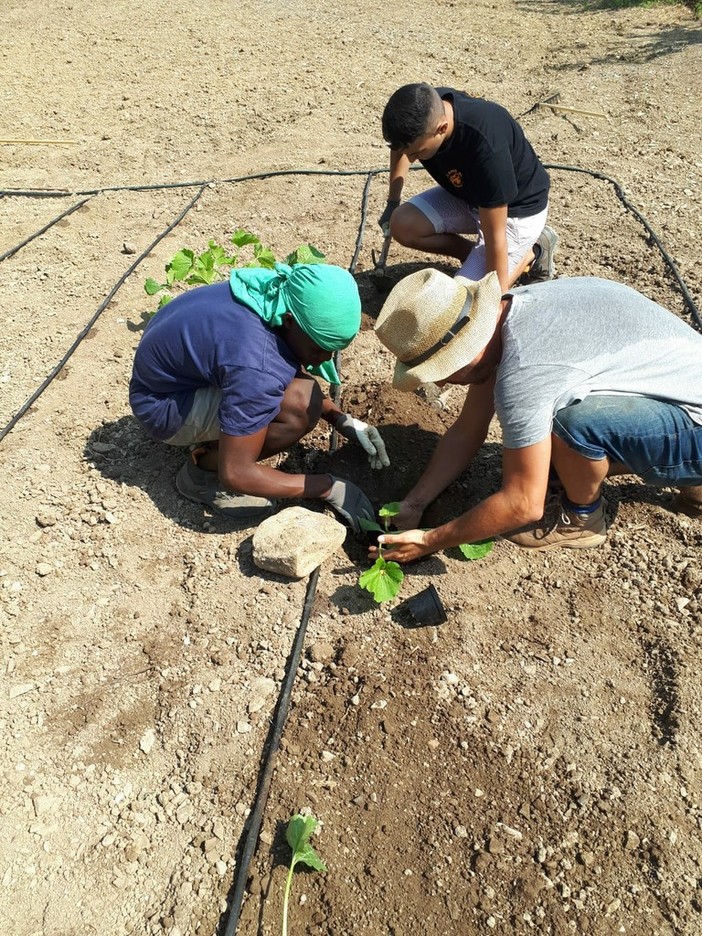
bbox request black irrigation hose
[0,195,93,263]
[0,166,387,200]
[543,162,701,330]
[222,566,321,936]
[0,185,206,444]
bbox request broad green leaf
[458,539,494,560]
[207,244,230,268]
[144,277,165,296]
[286,814,317,853]
[231,228,260,248]
[379,502,401,519]
[157,294,172,309]
[186,272,217,285]
[294,842,327,873]
[358,518,383,533]
[166,249,194,285]
[253,244,277,269]
[359,558,404,603]
[285,244,326,265]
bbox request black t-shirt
[422,88,550,217]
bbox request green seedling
[458,539,494,560]
[358,502,405,603]
[282,813,326,936]
[144,229,326,313]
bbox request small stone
[320,751,336,763]
[9,683,36,699]
[35,563,53,577]
[427,739,440,750]
[308,641,334,665]
[236,721,252,734]
[454,825,468,838]
[139,729,156,754]
[215,861,227,876]
[122,242,137,255]
[208,679,222,692]
[624,830,640,851]
[605,897,621,914]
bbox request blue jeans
[552,395,702,486]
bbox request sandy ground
[1,1,702,934]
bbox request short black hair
[382,83,443,150]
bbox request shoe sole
[176,464,274,519]
[532,227,559,280]
[507,532,607,551]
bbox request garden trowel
[370,232,394,293]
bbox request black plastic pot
[405,584,447,626]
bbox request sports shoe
[176,459,275,520]
[672,485,702,519]
[528,225,559,282]
[504,497,607,550]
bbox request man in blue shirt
[130,263,388,528]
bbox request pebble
[320,751,336,763]
[35,563,53,577]
[139,729,156,754]
[236,721,252,734]
[9,683,36,699]
[122,242,137,255]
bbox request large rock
[252,506,347,578]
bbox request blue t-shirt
[129,281,300,440]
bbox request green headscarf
[230,262,361,385]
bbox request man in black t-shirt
[379,83,557,293]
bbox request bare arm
[479,204,510,294]
[218,430,332,500]
[388,149,410,202]
[396,378,496,527]
[377,437,552,563]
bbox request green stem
[282,859,295,936]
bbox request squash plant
[144,229,325,313]
[358,502,405,603]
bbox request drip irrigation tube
[0,195,93,264]
[0,184,206,444]
[222,567,321,935]
[543,162,701,330]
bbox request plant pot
[405,584,447,626]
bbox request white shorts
[165,387,222,446]
[408,186,548,281]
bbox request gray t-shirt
[495,277,702,449]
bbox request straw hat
[374,269,502,391]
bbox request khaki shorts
[165,387,222,446]
[409,186,548,280]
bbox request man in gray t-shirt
[371,271,702,559]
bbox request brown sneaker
[672,485,702,519]
[504,498,607,550]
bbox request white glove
[335,414,390,470]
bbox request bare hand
[370,529,432,564]
[393,499,425,531]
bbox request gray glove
[378,199,400,233]
[322,477,375,534]
[335,414,390,470]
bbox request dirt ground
[2,1,702,934]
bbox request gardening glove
[335,414,390,470]
[322,477,375,534]
[378,199,400,234]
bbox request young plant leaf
[252,244,277,269]
[285,244,326,266]
[379,502,401,519]
[359,557,404,603]
[230,228,260,248]
[166,249,195,285]
[144,277,166,296]
[358,517,383,533]
[458,539,494,560]
[283,814,326,936]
